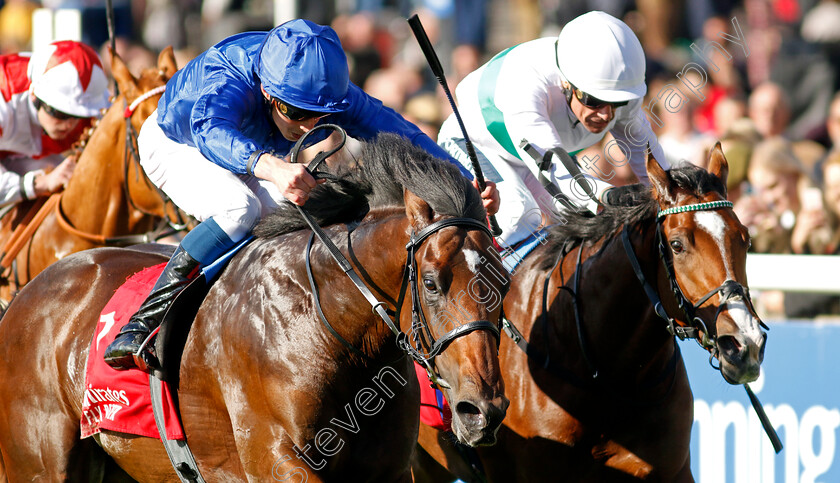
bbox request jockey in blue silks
[104,19,499,371]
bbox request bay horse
[413,146,767,482]
[0,47,186,304]
[0,134,509,481]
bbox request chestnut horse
[0,134,509,481]
[0,47,186,303]
[413,146,767,482]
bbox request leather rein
[500,200,755,404]
[294,125,501,389]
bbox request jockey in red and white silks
[0,41,109,208]
[438,11,669,248]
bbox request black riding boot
[103,246,200,371]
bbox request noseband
[293,125,501,390]
[624,200,766,362]
[396,218,501,381]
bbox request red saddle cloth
[414,362,452,432]
[80,263,184,440]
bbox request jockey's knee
[212,200,262,241]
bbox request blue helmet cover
[255,19,350,113]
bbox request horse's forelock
[360,133,485,220]
[542,164,723,261]
[668,163,727,198]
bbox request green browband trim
[657,200,734,219]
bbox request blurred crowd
[2,0,839,317]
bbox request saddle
[82,240,251,482]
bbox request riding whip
[407,14,502,237]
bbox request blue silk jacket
[155,30,466,177]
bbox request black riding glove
[600,184,648,207]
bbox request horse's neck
[60,104,144,235]
[539,223,675,380]
[302,214,410,363]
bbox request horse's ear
[645,145,673,203]
[110,47,137,95]
[707,142,729,195]
[157,46,178,78]
[405,188,434,229]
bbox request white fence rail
[746,254,840,293]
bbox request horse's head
[101,47,191,227]
[402,189,509,447]
[647,144,766,384]
[109,46,177,132]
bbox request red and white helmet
[28,40,110,118]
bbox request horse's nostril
[718,335,744,361]
[455,401,486,428]
[456,400,481,416]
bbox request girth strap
[149,373,205,483]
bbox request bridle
[623,197,781,452]
[623,199,767,366]
[294,125,502,389]
[122,84,193,234]
[53,83,192,246]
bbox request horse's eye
[670,240,684,253]
[423,278,438,293]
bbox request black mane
[541,163,726,267]
[254,133,485,238]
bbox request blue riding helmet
[255,19,350,113]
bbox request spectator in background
[820,151,840,254]
[403,92,443,140]
[735,137,829,254]
[748,81,791,139]
[655,70,714,168]
[332,12,383,88]
[691,15,747,136]
[363,65,421,111]
[812,90,840,185]
[712,95,748,139]
[451,0,487,82]
[736,136,837,317]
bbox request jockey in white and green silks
[439,11,669,248]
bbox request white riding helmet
[28,40,110,118]
[555,11,647,102]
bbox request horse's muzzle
[717,330,765,384]
[451,396,509,447]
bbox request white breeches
[138,110,285,240]
[438,119,613,248]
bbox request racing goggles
[270,98,327,122]
[570,84,629,110]
[34,98,84,121]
